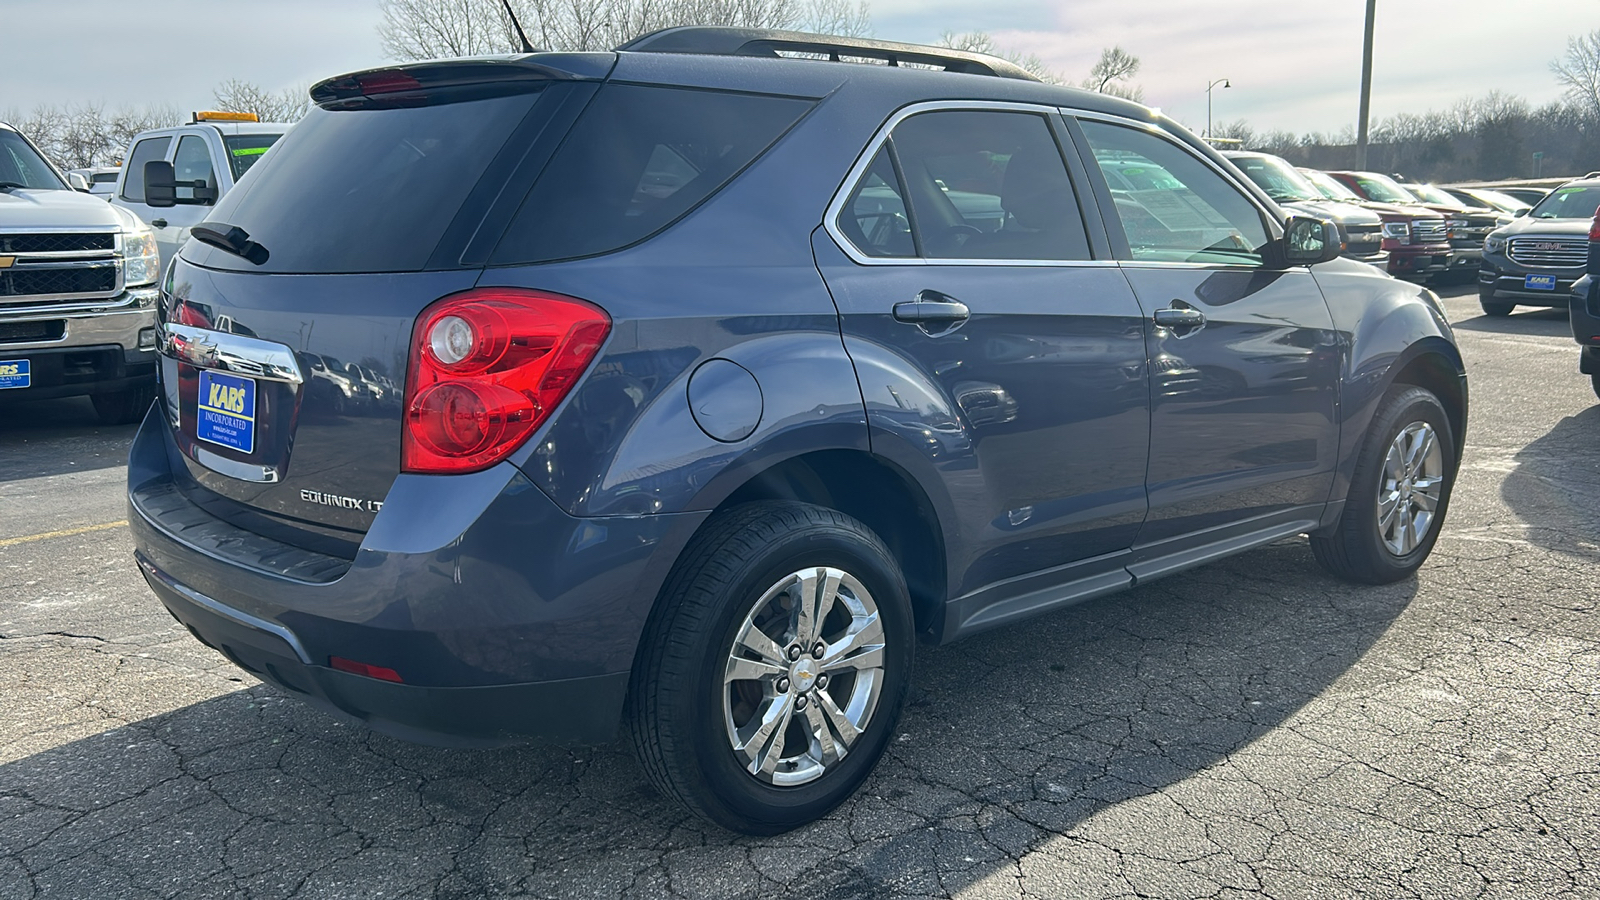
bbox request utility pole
[1355,0,1376,169]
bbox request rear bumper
[127,406,707,746]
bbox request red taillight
[1589,205,1600,242]
[355,70,424,95]
[329,656,404,683]
[402,288,610,474]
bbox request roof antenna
[499,0,536,53]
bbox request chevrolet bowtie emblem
[0,256,15,269]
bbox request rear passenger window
[892,111,1090,261]
[1079,120,1269,266]
[120,136,171,203]
[491,85,813,265]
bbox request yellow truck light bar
[192,111,260,123]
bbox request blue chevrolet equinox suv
[129,28,1468,833]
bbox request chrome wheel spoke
[813,688,862,748]
[802,698,845,765]
[725,655,785,685]
[736,694,795,777]
[737,626,787,668]
[1378,491,1402,533]
[821,612,884,672]
[1406,429,1435,475]
[792,567,842,648]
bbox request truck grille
[0,229,121,308]
[1345,224,1382,253]
[1507,236,1587,268]
[0,233,115,254]
[0,265,118,298]
[1412,219,1447,243]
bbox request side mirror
[1514,208,1529,218]
[144,160,176,208]
[66,172,91,192]
[1281,215,1342,267]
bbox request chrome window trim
[823,99,1106,268]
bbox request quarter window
[120,136,171,203]
[1079,121,1269,266]
[840,147,915,258]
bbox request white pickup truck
[0,122,162,424]
[110,112,290,271]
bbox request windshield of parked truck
[1405,183,1461,207]
[1530,184,1600,219]
[1470,190,1530,213]
[223,134,283,181]
[1351,173,1418,204]
[0,129,66,190]
[1302,169,1361,201]
[1230,154,1320,202]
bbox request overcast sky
[4,0,1598,137]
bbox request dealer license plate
[1525,274,1557,291]
[0,360,28,390]
[196,370,256,454]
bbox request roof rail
[617,26,1042,82]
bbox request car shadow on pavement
[1449,307,1570,338]
[0,397,138,483]
[0,540,1415,899]
[1497,404,1600,560]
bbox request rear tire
[1311,385,1456,584]
[1590,371,1600,402]
[627,501,913,835]
[91,384,156,425]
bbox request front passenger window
[1079,121,1269,266]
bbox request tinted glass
[0,130,64,190]
[1230,154,1320,203]
[839,146,914,258]
[1302,169,1361,201]
[121,136,171,202]
[891,111,1090,261]
[1349,173,1417,204]
[1081,121,1268,265]
[223,134,282,180]
[492,85,811,265]
[91,171,118,184]
[172,135,215,202]
[1531,184,1600,219]
[200,91,543,273]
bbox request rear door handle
[1153,306,1206,329]
[893,291,971,325]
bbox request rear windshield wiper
[191,222,270,265]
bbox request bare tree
[937,31,1057,83]
[212,80,311,123]
[1081,46,1141,102]
[379,0,869,59]
[1552,29,1600,119]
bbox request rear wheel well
[718,451,947,637]
[1390,351,1466,458]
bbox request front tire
[91,384,156,425]
[628,501,913,835]
[1312,386,1456,584]
[1479,287,1514,317]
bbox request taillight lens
[402,288,609,474]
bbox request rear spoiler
[311,54,615,108]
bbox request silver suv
[0,122,162,423]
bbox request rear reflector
[329,656,404,683]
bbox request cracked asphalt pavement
[2,284,1598,899]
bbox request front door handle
[151,218,168,228]
[1153,306,1206,330]
[893,291,971,326]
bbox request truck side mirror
[145,160,176,208]
[66,172,91,192]
[1279,215,1342,267]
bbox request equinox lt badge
[300,489,383,513]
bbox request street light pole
[1355,0,1377,169]
[1205,78,1231,140]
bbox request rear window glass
[490,84,812,265]
[196,90,544,273]
[223,134,282,181]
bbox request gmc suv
[1479,179,1600,316]
[0,122,162,423]
[128,28,1468,834]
